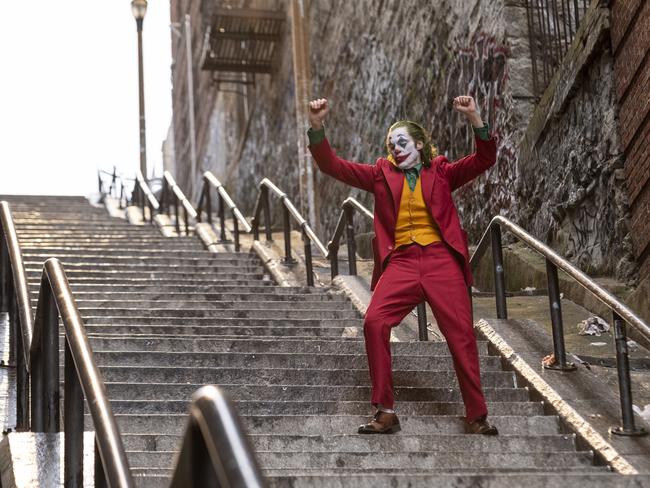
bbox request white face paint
[388,127,422,170]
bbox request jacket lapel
[380,162,405,218]
[420,161,437,210]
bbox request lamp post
[132,0,148,178]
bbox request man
[307,96,498,435]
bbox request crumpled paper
[577,316,610,336]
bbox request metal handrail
[0,201,33,429]
[98,170,131,209]
[30,258,134,486]
[160,171,198,236]
[131,170,160,224]
[326,197,430,341]
[470,215,649,437]
[251,178,327,286]
[169,385,265,487]
[196,171,252,252]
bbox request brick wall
[611,0,650,280]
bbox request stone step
[88,351,502,371]
[102,400,539,417]
[67,284,305,294]
[85,337,485,355]
[104,414,562,436]
[15,222,137,229]
[30,277,269,286]
[122,450,596,471]
[21,247,246,258]
[25,265,264,275]
[264,474,650,488]
[83,314,363,328]
[120,432,576,453]
[22,254,263,267]
[68,292,346,303]
[77,308,360,320]
[95,366,515,388]
[82,324,353,338]
[19,239,200,247]
[101,383,526,403]
[67,300,354,312]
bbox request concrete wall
[169,0,639,284]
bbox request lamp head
[131,0,147,21]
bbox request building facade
[167,0,648,293]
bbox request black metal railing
[98,170,132,209]
[131,170,160,224]
[0,201,33,429]
[470,216,649,437]
[326,197,430,341]
[196,171,252,252]
[170,385,265,487]
[524,0,590,97]
[160,171,198,236]
[251,178,327,286]
[1,201,134,486]
[31,258,135,487]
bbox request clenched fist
[308,98,329,130]
[452,96,483,128]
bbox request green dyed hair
[385,120,437,168]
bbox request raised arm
[307,99,376,193]
[444,96,497,191]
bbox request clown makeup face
[387,127,423,170]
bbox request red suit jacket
[309,135,497,290]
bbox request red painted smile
[395,153,409,163]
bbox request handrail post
[611,313,648,436]
[0,236,7,313]
[282,205,296,264]
[14,293,29,430]
[232,211,240,252]
[174,196,181,235]
[206,184,213,226]
[94,438,108,488]
[303,227,314,286]
[141,185,146,222]
[64,340,84,487]
[344,206,357,275]
[218,194,227,242]
[417,302,428,341]
[329,242,339,281]
[262,187,273,242]
[490,224,508,319]
[33,280,60,433]
[544,259,576,371]
[119,183,125,209]
[184,206,190,236]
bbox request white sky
[0,1,172,196]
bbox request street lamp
[132,0,148,177]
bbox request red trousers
[363,241,488,422]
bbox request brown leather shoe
[466,416,498,435]
[465,417,499,435]
[358,411,401,434]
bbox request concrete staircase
[2,194,640,487]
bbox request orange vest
[394,175,442,248]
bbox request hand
[452,95,483,127]
[308,98,329,130]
